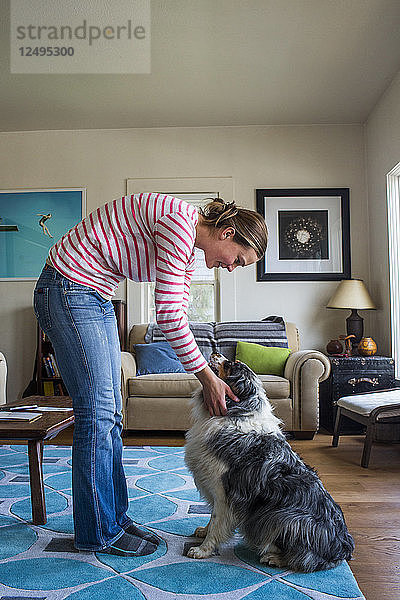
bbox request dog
[184,353,354,572]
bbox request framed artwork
[256,188,350,281]
[0,188,85,280]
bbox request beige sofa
[121,322,330,439]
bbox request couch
[120,321,331,439]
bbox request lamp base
[346,309,363,348]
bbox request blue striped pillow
[215,319,288,361]
[145,322,216,361]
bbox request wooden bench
[332,388,400,467]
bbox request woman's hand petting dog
[195,365,239,416]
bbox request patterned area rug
[0,444,365,599]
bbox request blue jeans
[33,264,132,550]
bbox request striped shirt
[48,193,207,373]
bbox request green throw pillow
[235,341,291,376]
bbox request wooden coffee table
[0,396,73,525]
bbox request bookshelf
[36,299,127,396]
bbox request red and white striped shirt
[48,192,207,373]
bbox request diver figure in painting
[37,213,54,238]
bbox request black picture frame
[256,188,351,281]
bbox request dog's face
[209,353,264,415]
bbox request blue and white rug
[0,444,365,599]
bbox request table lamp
[326,278,376,348]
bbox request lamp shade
[327,278,376,310]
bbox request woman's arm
[153,213,207,373]
[153,210,237,416]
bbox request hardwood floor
[9,429,400,600]
[290,433,400,600]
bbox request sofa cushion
[128,373,290,400]
[145,322,216,361]
[269,398,293,429]
[126,396,193,430]
[128,373,202,398]
[258,375,290,399]
[214,319,289,361]
[125,396,293,431]
[134,341,186,375]
[236,341,291,376]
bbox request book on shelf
[42,357,52,377]
[55,382,66,396]
[43,357,53,377]
[0,411,42,423]
[42,355,61,379]
[43,381,67,396]
[43,380,55,396]
[48,353,60,377]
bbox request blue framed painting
[0,188,85,280]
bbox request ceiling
[1,0,400,132]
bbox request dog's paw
[260,552,284,567]
[194,526,208,538]
[187,545,212,559]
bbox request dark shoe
[97,532,158,557]
[124,523,160,546]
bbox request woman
[33,193,268,556]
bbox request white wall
[365,69,400,356]
[0,124,367,401]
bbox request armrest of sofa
[284,350,331,432]
[0,352,7,405]
[121,351,137,407]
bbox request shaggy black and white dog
[184,354,354,572]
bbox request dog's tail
[275,517,355,572]
[245,492,355,572]
[289,532,355,572]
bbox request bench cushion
[337,389,400,418]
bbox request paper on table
[34,407,72,412]
[0,412,42,422]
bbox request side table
[319,355,395,434]
[0,396,73,525]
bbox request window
[147,193,220,322]
[387,162,400,377]
[126,177,234,325]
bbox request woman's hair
[199,198,268,259]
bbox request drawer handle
[347,377,379,387]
